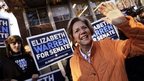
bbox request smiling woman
[66,2,144,81]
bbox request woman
[0,35,39,81]
[67,2,144,81]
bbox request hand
[98,1,127,25]
[32,74,39,81]
[11,79,18,81]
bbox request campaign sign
[27,28,73,70]
[92,19,119,41]
[0,18,10,48]
[25,69,65,81]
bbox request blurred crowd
[124,6,144,24]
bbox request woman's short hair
[67,17,94,43]
[5,35,22,44]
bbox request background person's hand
[32,74,39,81]
[11,79,18,81]
[98,1,127,25]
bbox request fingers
[98,1,117,16]
[97,1,126,25]
[98,3,107,15]
[106,2,117,10]
[102,2,113,10]
[102,17,112,24]
[110,2,117,9]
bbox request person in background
[0,35,39,81]
[123,6,144,24]
[67,1,144,81]
[136,6,144,24]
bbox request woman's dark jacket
[0,53,39,81]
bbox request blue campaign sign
[91,19,119,41]
[27,28,73,70]
[0,18,10,48]
[26,69,65,81]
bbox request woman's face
[10,42,21,53]
[140,12,144,19]
[72,21,92,46]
